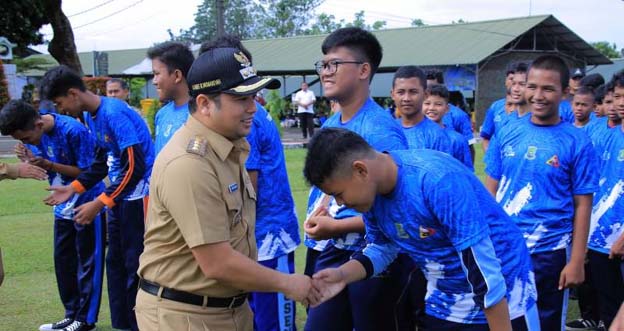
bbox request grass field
[0,147,578,330]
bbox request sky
[31,0,624,54]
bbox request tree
[0,60,10,108]
[0,0,82,74]
[12,57,54,74]
[0,0,47,56]
[307,13,344,34]
[411,18,426,27]
[591,41,620,59]
[260,0,323,37]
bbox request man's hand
[309,268,347,307]
[44,185,76,205]
[17,163,48,180]
[559,261,584,290]
[73,199,105,225]
[14,143,34,162]
[283,274,312,304]
[610,234,624,260]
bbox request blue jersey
[485,116,599,253]
[588,127,624,254]
[442,104,474,144]
[154,101,189,155]
[27,114,104,219]
[246,104,300,261]
[480,98,505,139]
[362,150,536,324]
[83,97,155,200]
[445,127,473,170]
[305,98,408,251]
[559,99,575,123]
[401,117,452,154]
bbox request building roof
[23,14,610,76]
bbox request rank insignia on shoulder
[187,136,208,156]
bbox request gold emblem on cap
[234,51,251,67]
[187,136,208,156]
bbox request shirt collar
[185,115,249,162]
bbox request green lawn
[0,147,578,330]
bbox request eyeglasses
[314,60,364,74]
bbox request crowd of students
[0,25,622,331]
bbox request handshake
[283,267,349,307]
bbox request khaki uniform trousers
[135,289,253,331]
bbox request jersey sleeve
[572,136,600,195]
[97,144,147,207]
[357,213,400,277]
[245,125,262,171]
[484,134,503,180]
[427,173,489,251]
[454,109,475,144]
[459,236,507,309]
[480,107,496,139]
[108,109,141,151]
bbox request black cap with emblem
[187,47,281,97]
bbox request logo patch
[503,145,515,157]
[419,226,436,239]
[228,183,239,193]
[618,149,624,162]
[104,134,111,143]
[394,223,409,239]
[524,146,537,160]
[546,155,560,167]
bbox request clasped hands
[285,267,348,308]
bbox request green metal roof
[22,14,610,76]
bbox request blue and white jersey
[443,104,475,144]
[588,127,624,254]
[402,117,452,154]
[362,150,536,324]
[480,98,505,140]
[445,127,473,170]
[586,117,615,161]
[305,98,408,251]
[246,104,300,261]
[83,97,154,200]
[154,101,189,155]
[485,116,599,253]
[27,114,104,220]
[559,99,575,123]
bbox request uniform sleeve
[98,144,146,207]
[456,137,474,171]
[0,162,18,180]
[480,106,496,139]
[484,134,503,180]
[245,125,261,171]
[572,137,600,195]
[108,109,141,151]
[453,107,475,145]
[458,236,507,309]
[428,173,489,251]
[354,212,400,278]
[160,156,230,248]
[68,126,97,170]
[72,147,109,193]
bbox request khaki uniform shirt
[138,115,257,297]
[0,162,18,181]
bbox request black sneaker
[566,318,600,331]
[61,321,96,331]
[39,318,73,331]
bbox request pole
[216,0,225,37]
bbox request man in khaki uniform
[135,47,312,331]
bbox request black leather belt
[139,279,248,308]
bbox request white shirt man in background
[294,82,316,139]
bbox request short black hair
[574,86,595,99]
[594,84,607,104]
[304,128,375,187]
[426,84,450,101]
[426,70,444,84]
[612,69,624,89]
[510,62,529,75]
[39,65,86,100]
[147,41,194,78]
[0,100,40,135]
[393,66,426,89]
[321,27,383,81]
[580,73,605,90]
[106,78,128,90]
[528,55,570,90]
[199,34,252,61]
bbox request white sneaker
[39,318,73,331]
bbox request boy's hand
[558,261,584,290]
